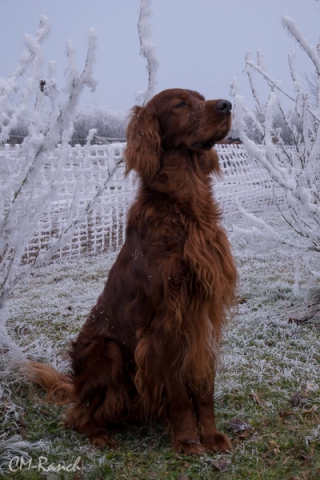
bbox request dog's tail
[24,362,75,405]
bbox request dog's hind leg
[67,337,136,447]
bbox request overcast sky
[0,0,319,111]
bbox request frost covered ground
[1,205,320,479]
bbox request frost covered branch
[0,18,113,355]
[135,0,159,105]
[232,16,320,287]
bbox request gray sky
[0,0,319,110]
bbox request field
[1,205,320,479]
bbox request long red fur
[26,89,237,454]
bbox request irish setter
[27,89,237,454]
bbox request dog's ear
[124,105,161,180]
[198,149,221,176]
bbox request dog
[27,88,237,454]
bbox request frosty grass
[1,205,319,476]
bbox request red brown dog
[28,89,237,454]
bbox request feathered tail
[24,362,75,405]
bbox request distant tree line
[6,97,309,146]
[6,106,128,145]
[71,106,128,144]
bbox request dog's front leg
[193,386,232,453]
[166,377,206,455]
[135,332,205,455]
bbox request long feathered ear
[198,149,221,176]
[124,105,161,180]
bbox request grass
[1,209,320,479]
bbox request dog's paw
[90,433,118,449]
[173,438,206,455]
[202,432,232,453]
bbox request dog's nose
[215,100,232,113]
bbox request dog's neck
[134,149,222,228]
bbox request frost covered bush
[0,0,159,355]
[0,17,98,354]
[232,16,320,290]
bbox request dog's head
[125,88,232,180]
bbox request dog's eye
[176,101,187,108]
